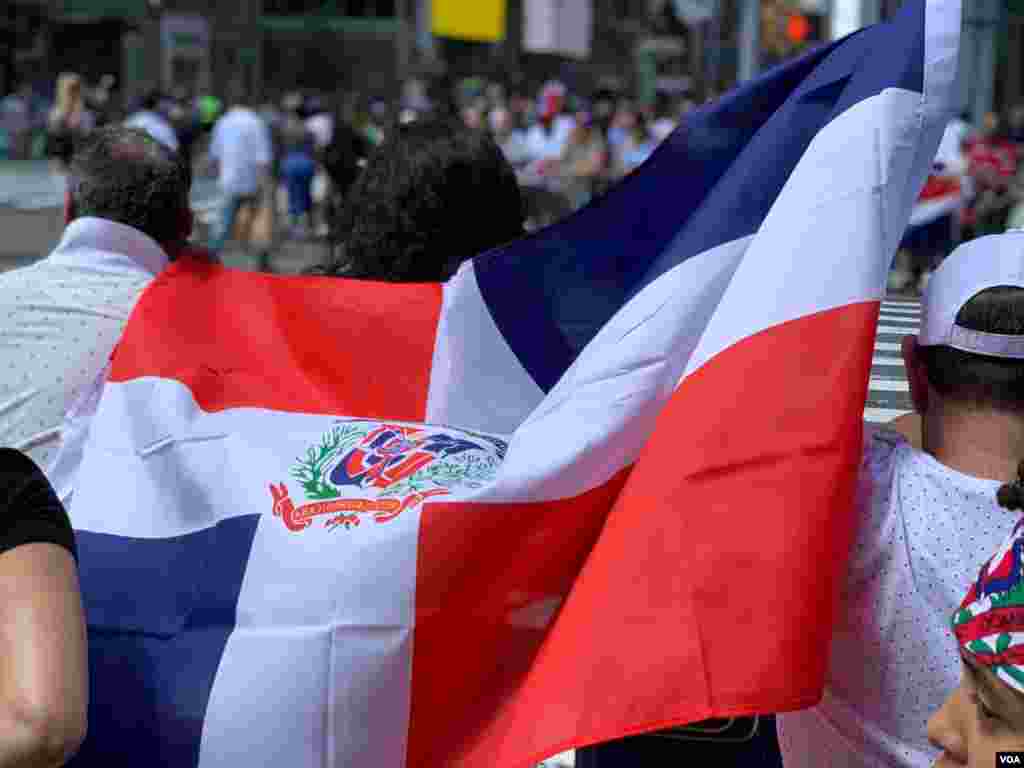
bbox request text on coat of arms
[270,420,508,532]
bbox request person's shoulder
[861,423,908,474]
[0,448,47,505]
[0,258,53,300]
[0,447,41,475]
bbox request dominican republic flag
[66,2,959,766]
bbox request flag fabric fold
[66,2,959,766]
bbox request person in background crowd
[461,104,484,132]
[485,81,506,115]
[400,77,432,116]
[490,106,530,170]
[46,73,95,175]
[124,90,179,152]
[197,92,223,136]
[589,95,617,198]
[0,448,88,767]
[279,105,317,239]
[508,92,532,132]
[207,86,273,262]
[559,111,608,210]
[777,233,1024,767]
[928,479,1024,766]
[605,99,634,153]
[651,93,679,144]
[304,96,333,153]
[87,74,118,127]
[964,112,1018,239]
[367,100,389,145]
[1,82,35,160]
[169,86,202,168]
[0,126,195,499]
[321,98,371,201]
[617,110,655,178]
[319,117,525,283]
[524,82,574,176]
[320,99,372,249]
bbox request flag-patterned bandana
[953,518,1024,694]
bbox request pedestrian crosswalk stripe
[875,342,901,352]
[878,325,917,334]
[872,356,903,367]
[879,306,921,314]
[865,407,912,423]
[878,313,920,322]
[869,379,910,392]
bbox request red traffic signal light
[786,13,811,44]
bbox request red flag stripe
[108,258,443,421]
[407,301,877,766]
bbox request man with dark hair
[777,233,1024,767]
[321,117,525,283]
[0,125,194,501]
[68,125,192,248]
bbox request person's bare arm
[0,543,87,767]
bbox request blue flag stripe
[68,516,261,768]
[475,0,925,394]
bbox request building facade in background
[0,0,1011,123]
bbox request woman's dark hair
[920,286,1024,410]
[997,461,1024,511]
[323,118,525,282]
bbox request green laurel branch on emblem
[290,423,365,500]
[378,453,502,500]
[969,638,996,656]
[998,633,1013,655]
[952,608,973,627]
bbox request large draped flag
[66,1,959,766]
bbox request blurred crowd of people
[0,71,695,246]
[456,79,690,228]
[15,69,1024,294]
[892,105,1024,294]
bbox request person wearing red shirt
[964,112,1018,237]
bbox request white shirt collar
[47,217,170,276]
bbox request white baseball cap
[920,230,1024,358]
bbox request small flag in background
[66,2,960,766]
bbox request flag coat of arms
[66,1,959,765]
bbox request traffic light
[786,13,810,44]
